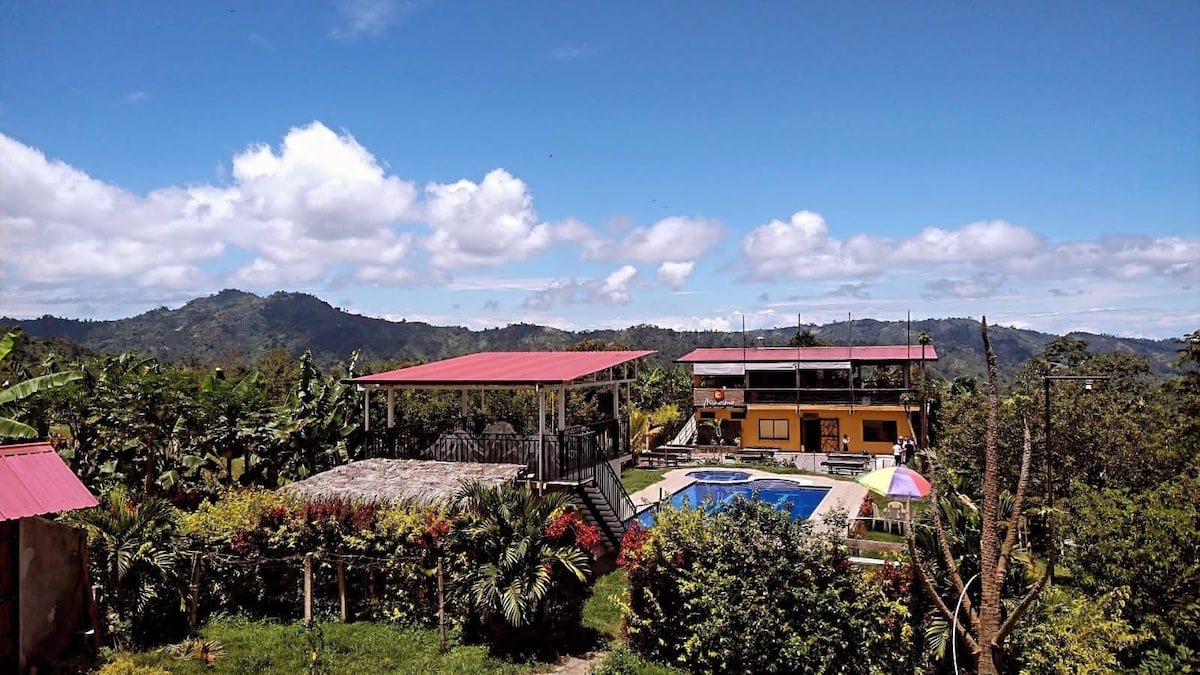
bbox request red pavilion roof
[348,350,657,386]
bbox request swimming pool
[636,474,831,526]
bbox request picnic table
[640,445,693,467]
[821,453,873,476]
[731,447,779,464]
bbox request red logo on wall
[713,388,726,401]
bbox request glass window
[862,420,898,443]
[758,419,789,440]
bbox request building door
[819,419,841,452]
[0,520,17,672]
[802,417,822,452]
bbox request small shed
[0,442,99,674]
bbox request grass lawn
[621,467,669,493]
[583,569,628,642]
[114,617,531,674]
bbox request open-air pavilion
[343,350,655,548]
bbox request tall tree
[909,317,1046,674]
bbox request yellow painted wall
[696,405,914,455]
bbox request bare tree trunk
[977,317,1002,674]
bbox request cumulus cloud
[522,265,638,311]
[656,261,694,288]
[593,215,724,263]
[0,123,422,296]
[739,211,1200,288]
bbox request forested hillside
[2,289,1186,378]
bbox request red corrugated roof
[677,345,938,362]
[349,350,658,386]
[0,442,99,521]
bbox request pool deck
[629,468,869,533]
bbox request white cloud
[522,265,639,310]
[738,211,1200,290]
[124,91,150,104]
[0,123,421,295]
[423,169,590,269]
[922,272,1008,299]
[590,215,724,263]
[329,0,410,39]
[551,46,596,61]
[656,261,694,288]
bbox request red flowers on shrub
[545,510,602,555]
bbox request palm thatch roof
[281,459,527,506]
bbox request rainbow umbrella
[856,466,931,499]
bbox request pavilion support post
[612,382,619,420]
[363,388,370,432]
[558,385,567,431]
[461,389,469,419]
[387,387,394,428]
[537,386,545,482]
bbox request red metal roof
[349,350,657,386]
[0,442,99,521]
[677,345,938,363]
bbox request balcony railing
[364,418,629,483]
[694,386,911,407]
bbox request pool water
[637,477,830,526]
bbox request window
[731,411,747,420]
[699,411,716,420]
[758,419,789,440]
[862,420,898,443]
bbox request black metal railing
[594,458,636,525]
[364,417,630,482]
[741,388,909,405]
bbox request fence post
[337,550,348,623]
[188,552,201,631]
[437,555,446,650]
[304,552,314,627]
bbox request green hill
[2,289,1186,379]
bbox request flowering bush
[179,489,455,625]
[620,498,904,673]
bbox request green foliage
[1007,586,1143,674]
[180,489,451,625]
[63,486,185,648]
[98,658,171,675]
[619,498,909,674]
[788,329,828,347]
[1062,478,1200,669]
[450,482,596,646]
[0,326,82,438]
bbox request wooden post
[437,556,446,650]
[303,552,314,626]
[337,550,348,623]
[188,552,201,631]
[79,539,102,654]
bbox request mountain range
[2,289,1187,380]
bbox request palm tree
[450,481,591,636]
[63,486,182,646]
[0,327,82,439]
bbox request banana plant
[0,327,82,439]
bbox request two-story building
[676,342,937,456]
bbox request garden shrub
[179,489,455,625]
[450,482,599,654]
[620,498,909,674]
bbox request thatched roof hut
[282,459,527,506]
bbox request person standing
[892,440,903,466]
[903,437,916,464]
[841,434,851,454]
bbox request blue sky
[2,1,1197,339]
